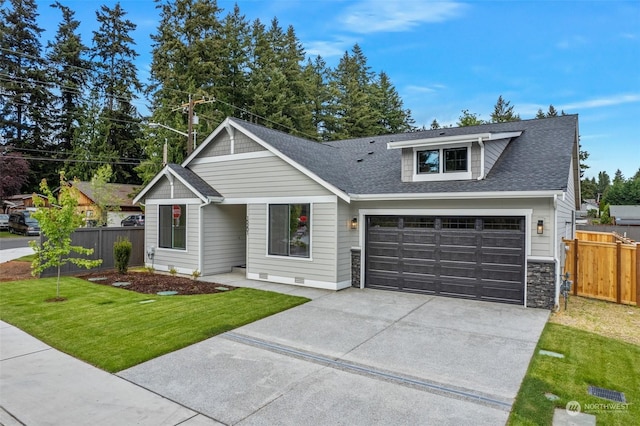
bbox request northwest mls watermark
[566,401,631,416]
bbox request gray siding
[234,132,264,154]
[145,175,197,199]
[199,130,265,158]
[202,204,246,275]
[337,200,356,283]
[246,202,338,284]
[556,157,576,241]
[191,155,332,198]
[401,148,413,182]
[485,139,510,175]
[470,143,481,179]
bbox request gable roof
[610,205,640,220]
[218,115,578,197]
[71,181,140,207]
[133,163,223,204]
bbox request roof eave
[349,190,565,201]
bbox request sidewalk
[0,247,34,264]
[0,321,222,426]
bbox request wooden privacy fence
[40,227,144,278]
[563,231,638,305]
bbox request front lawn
[509,322,639,425]
[0,277,308,372]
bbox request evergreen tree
[0,0,55,191]
[490,95,520,123]
[303,55,332,139]
[596,171,611,201]
[430,119,441,129]
[47,2,90,156]
[457,109,485,127]
[327,44,379,140]
[535,108,546,119]
[372,71,414,134]
[91,2,143,183]
[546,104,558,117]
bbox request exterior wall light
[351,217,358,230]
[537,220,544,235]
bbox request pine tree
[303,55,332,139]
[0,0,55,191]
[372,71,414,134]
[47,2,90,156]
[91,2,143,183]
[430,119,441,130]
[327,44,379,140]
[490,95,520,123]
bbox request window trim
[413,143,472,181]
[265,203,313,261]
[158,204,188,251]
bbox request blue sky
[34,0,640,180]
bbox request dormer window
[414,144,471,181]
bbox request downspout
[198,197,214,275]
[553,194,560,310]
[477,137,485,180]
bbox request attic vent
[369,140,375,143]
[368,151,374,155]
[439,132,445,135]
[294,277,305,284]
[357,159,363,162]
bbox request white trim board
[189,150,274,165]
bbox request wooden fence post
[636,244,639,306]
[616,241,622,304]
[573,238,579,296]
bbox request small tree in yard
[30,173,102,300]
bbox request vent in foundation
[259,273,268,280]
[294,277,305,284]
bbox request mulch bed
[0,261,234,295]
[77,270,236,295]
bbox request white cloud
[405,84,447,93]
[561,94,640,110]
[339,1,466,34]
[305,39,356,58]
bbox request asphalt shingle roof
[167,163,223,198]
[229,115,578,195]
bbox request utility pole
[187,94,194,156]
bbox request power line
[5,146,145,162]
[2,154,140,166]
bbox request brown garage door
[365,216,525,304]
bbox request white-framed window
[268,203,310,258]
[414,144,472,181]
[159,204,186,250]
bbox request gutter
[477,137,485,180]
[349,190,564,202]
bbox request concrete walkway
[0,246,34,264]
[121,289,550,425]
[0,321,222,426]
[1,271,550,425]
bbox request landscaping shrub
[114,237,132,274]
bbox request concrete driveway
[120,289,549,425]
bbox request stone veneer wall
[351,249,361,288]
[527,261,556,309]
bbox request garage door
[365,216,525,304]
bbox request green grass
[15,254,36,262]
[0,277,309,372]
[0,231,23,238]
[509,323,639,425]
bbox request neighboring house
[609,205,640,226]
[69,181,142,226]
[2,193,47,213]
[134,115,581,309]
